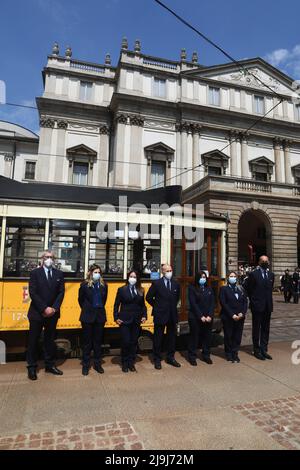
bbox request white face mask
[92,273,101,282]
[128,277,137,286]
[164,271,173,280]
[44,258,53,268]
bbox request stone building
[0,121,39,182]
[10,40,300,277]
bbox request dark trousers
[81,322,104,367]
[222,316,245,359]
[283,289,292,303]
[293,290,299,304]
[120,322,141,367]
[251,310,271,354]
[26,317,58,369]
[153,321,176,363]
[188,318,212,360]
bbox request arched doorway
[238,209,272,268]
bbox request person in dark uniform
[245,255,274,360]
[114,271,147,373]
[188,272,215,365]
[292,268,300,304]
[281,269,292,303]
[146,264,180,370]
[219,272,248,363]
[78,264,107,376]
[27,251,65,380]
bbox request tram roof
[0,176,225,221]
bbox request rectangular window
[153,78,166,98]
[208,166,222,176]
[254,95,265,114]
[89,222,125,277]
[3,218,45,277]
[25,161,36,180]
[73,162,88,185]
[295,104,300,121]
[209,86,220,106]
[80,81,93,101]
[48,219,86,278]
[127,225,161,279]
[151,161,166,188]
[255,172,268,182]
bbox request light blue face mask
[228,277,237,285]
[199,278,206,286]
[93,273,101,282]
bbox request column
[229,130,238,177]
[273,138,283,183]
[283,140,293,184]
[175,123,181,186]
[54,120,67,183]
[192,124,201,185]
[241,134,249,178]
[98,125,110,187]
[113,114,127,187]
[180,123,188,188]
[129,115,144,188]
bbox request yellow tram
[0,176,226,352]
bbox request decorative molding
[40,117,55,128]
[144,120,175,130]
[99,125,110,135]
[129,115,144,127]
[68,123,99,132]
[176,121,202,135]
[115,114,128,125]
[57,120,68,129]
[229,68,281,92]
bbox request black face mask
[260,262,269,270]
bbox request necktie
[131,286,136,298]
[167,280,171,291]
[47,268,52,282]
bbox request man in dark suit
[26,251,65,380]
[292,268,300,304]
[146,264,180,369]
[245,255,274,360]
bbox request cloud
[265,45,300,79]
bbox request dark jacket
[28,267,65,322]
[219,285,248,320]
[245,268,274,313]
[146,277,180,325]
[78,282,107,324]
[113,285,147,325]
[281,274,293,290]
[292,272,300,290]
[188,284,215,320]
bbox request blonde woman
[78,264,107,375]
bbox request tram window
[127,225,161,278]
[49,219,85,278]
[195,234,208,273]
[211,231,219,276]
[89,222,124,277]
[3,218,45,277]
[172,238,183,277]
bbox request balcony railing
[183,175,300,200]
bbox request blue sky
[1,0,300,133]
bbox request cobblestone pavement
[0,422,144,450]
[232,395,300,450]
[242,295,300,345]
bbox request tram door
[171,230,222,320]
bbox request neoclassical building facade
[18,41,300,276]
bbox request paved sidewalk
[0,341,300,450]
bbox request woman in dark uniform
[219,271,248,363]
[114,271,147,373]
[188,271,215,366]
[78,264,107,376]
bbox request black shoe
[45,366,63,375]
[129,365,136,372]
[189,359,197,366]
[203,356,213,365]
[154,362,162,370]
[28,368,37,381]
[82,366,89,376]
[233,355,240,363]
[253,352,265,361]
[166,359,181,368]
[93,364,104,374]
[122,366,129,373]
[262,352,272,360]
[226,356,233,362]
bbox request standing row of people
[26,252,274,380]
[280,268,300,304]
